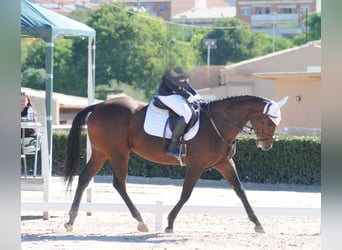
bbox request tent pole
[42,40,54,219]
[86,36,95,162]
[45,41,53,168]
[92,37,96,103]
[85,36,96,215]
[87,37,95,105]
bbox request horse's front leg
[215,159,265,233]
[165,167,202,233]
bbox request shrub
[24,132,320,185]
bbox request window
[255,7,270,14]
[301,5,311,13]
[240,7,251,16]
[279,8,296,14]
[159,5,168,13]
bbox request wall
[275,76,320,130]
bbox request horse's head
[249,96,288,151]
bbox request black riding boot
[167,116,187,158]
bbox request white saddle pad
[143,102,200,141]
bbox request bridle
[193,100,276,169]
[200,101,276,144]
[254,116,276,142]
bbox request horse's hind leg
[64,150,106,232]
[215,159,265,233]
[110,155,148,232]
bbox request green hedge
[233,135,320,185]
[23,132,320,185]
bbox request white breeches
[158,95,192,123]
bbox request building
[21,87,101,125]
[191,41,321,132]
[118,0,172,20]
[236,0,318,38]
[171,0,235,26]
[28,0,172,20]
[28,0,234,22]
[172,6,235,27]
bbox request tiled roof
[172,0,231,17]
[171,0,195,16]
[172,6,235,20]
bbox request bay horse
[63,94,288,233]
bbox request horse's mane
[208,95,269,106]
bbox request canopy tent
[21,0,96,169]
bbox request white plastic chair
[21,133,42,177]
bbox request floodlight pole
[271,12,277,52]
[203,39,217,80]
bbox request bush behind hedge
[27,132,320,185]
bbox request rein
[199,104,235,168]
[201,103,248,145]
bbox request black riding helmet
[164,67,189,87]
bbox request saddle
[143,97,200,141]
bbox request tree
[200,18,293,65]
[21,38,82,94]
[72,4,195,99]
[293,12,321,45]
[21,68,45,89]
[249,31,293,57]
[21,38,46,72]
[200,18,253,65]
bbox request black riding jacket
[158,78,198,100]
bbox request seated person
[21,91,38,153]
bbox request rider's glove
[187,95,196,103]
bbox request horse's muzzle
[256,139,273,151]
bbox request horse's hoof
[165,227,174,233]
[254,225,265,233]
[64,223,73,232]
[137,222,148,232]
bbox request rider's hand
[187,95,196,103]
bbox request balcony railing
[251,13,299,26]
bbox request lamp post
[271,12,277,52]
[203,39,217,79]
[180,15,187,41]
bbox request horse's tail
[63,104,96,190]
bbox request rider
[157,67,203,158]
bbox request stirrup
[167,142,186,159]
[180,143,187,157]
[168,144,187,166]
[167,148,181,158]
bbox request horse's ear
[277,96,288,108]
